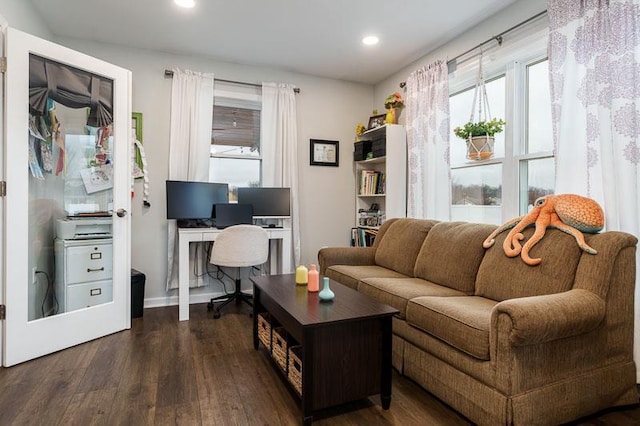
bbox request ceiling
[30,0,519,85]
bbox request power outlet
[32,267,37,285]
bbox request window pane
[451,164,502,225]
[526,60,553,153]
[520,157,554,214]
[209,158,260,201]
[210,144,259,157]
[450,76,506,165]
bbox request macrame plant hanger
[467,50,495,160]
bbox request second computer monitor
[237,187,291,218]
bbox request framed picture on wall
[310,139,339,167]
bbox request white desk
[178,226,292,321]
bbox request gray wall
[0,0,51,39]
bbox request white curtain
[548,0,640,377]
[261,82,301,266]
[165,69,215,290]
[405,60,451,220]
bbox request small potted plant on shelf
[453,118,506,160]
[384,92,404,124]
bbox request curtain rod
[164,69,300,93]
[399,9,547,89]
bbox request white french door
[2,27,132,366]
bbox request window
[449,29,552,224]
[450,76,506,225]
[209,101,261,201]
[520,59,554,213]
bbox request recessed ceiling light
[174,0,195,8]
[362,36,379,46]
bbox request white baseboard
[142,291,225,309]
[140,276,257,310]
[142,288,255,309]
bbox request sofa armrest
[492,289,605,346]
[317,247,376,275]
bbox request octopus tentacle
[511,232,525,253]
[483,216,524,248]
[520,218,550,266]
[503,216,537,257]
[503,232,526,258]
[548,220,598,254]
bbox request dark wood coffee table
[251,273,399,425]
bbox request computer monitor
[166,180,229,220]
[237,187,291,217]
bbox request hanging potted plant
[454,118,506,160]
[455,51,505,160]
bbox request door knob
[116,208,127,217]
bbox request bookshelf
[353,124,406,245]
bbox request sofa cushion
[476,227,583,301]
[324,265,407,290]
[414,222,496,294]
[374,219,438,276]
[358,277,467,319]
[406,296,497,360]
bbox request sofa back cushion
[374,219,438,277]
[414,222,496,294]
[476,227,583,301]
[371,218,399,249]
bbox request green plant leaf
[453,118,506,140]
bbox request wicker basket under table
[288,345,303,395]
[272,326,290,373]
[257,312,275,353]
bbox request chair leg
[211,276,253,319]
[212,294,238,319]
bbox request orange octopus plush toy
[483,194,605,266]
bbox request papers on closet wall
[80,164,113,194]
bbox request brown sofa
[318,218,638,425]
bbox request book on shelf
[378,173,386,194]
[351,227,379,247]
[358,169,385,195]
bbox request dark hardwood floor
[1,303,639,425]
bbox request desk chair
[208,225,269,319]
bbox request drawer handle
[87,267,105,273]
[90,288,102,296]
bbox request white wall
[373,0,547,116]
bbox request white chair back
[209,225,269,267]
